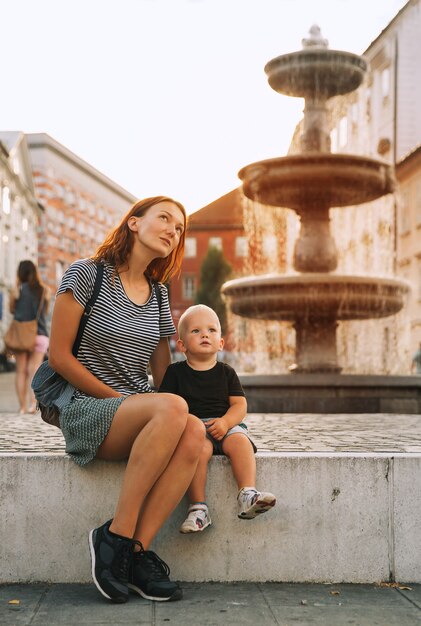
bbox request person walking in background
[411,341,421,374]
[9,260,50,414]
[47,196,205,604]
[159,304,276,534]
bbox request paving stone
[1,411,421,455]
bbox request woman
[48,196,205,604]
[9,260,50,414]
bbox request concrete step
[1,451,420,583]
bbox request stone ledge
[1,453,420,583]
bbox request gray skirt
[59,396,127,466]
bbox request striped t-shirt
[57,258,175,399]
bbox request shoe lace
[114,538,142,580]
[241,488,258,506]
[142,550,170,580]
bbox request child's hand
[205,418,228,441]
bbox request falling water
[227,189,410,375]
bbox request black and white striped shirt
[57,258,175,399]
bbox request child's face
[178,310,224,358]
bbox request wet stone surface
[1,411,421,455]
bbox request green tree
[195,246,232,333]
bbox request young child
[159,304,276,533]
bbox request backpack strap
[72,262,104,357]
[153,281,162,313]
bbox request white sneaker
[179,504,212,533]
[237,488,276,519]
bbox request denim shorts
[204,422,257,455]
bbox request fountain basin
[222,274,410,321]
[264,49,367,98]
[239,154,396,210]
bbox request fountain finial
[302,24,329,49]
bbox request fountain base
[240,373,421,414]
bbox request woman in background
[9,259,50,414]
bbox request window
[2,187,10,214]
[55,260,65,285]
[381,67,390,98]
[182,276,196,300]
[65,188,76,206]
[208,237,222,251]
[22,218,28,232]
[184,237,197,258]
[235,236,248,257]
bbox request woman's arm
[49,291,122,398]
[149,337,171,390]
[204,396,248,441]
[8,287,18,314]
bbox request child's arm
[205,395,247,441]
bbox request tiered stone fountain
[222,26,418,412]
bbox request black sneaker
[128,547,182,601]
[89,519,139,603]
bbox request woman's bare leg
[96,393,204,541]
[27,351,45,412]
[222,434,256,490]
[14,352,29,413]
[134,415,207,548]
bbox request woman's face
[129,201,185,259]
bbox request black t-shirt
[159,360,245,420]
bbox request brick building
[169,187,246,331]
[0,132,41,346]
[26,133,136,293]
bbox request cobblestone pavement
[2,372,421,455]
[1,410,421,455]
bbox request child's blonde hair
[178,304,221,339]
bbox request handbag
[31,263,104,428]
[4,291,45,352]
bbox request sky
[1,0,409,215]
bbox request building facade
[0,132,42,347]
[325,0,421,368]
[26,133,136,293]
[396,145,421,345]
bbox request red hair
[93,196,187,282]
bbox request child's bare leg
[223,433,276,520]
[187,437,214,502]
[221,433,256,489]
[179,437,214,534]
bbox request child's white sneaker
[237,488,276,519]
[179,503,212,533]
